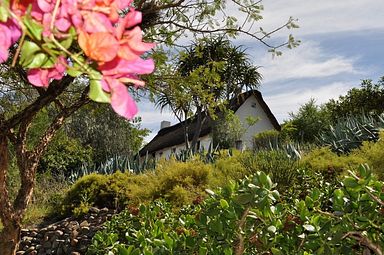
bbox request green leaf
[236,194,253,205]
[271,190,280,200]
[19,40,41,67]
[117,246,130,255]
[334,189,344,199]
[0,6,8,22]
[60,27,75,49]
[259,171,273,189]
[210,219,223,233]
[343,177,359,189]
[89,79,111,103]
[305,196,314,208]
[303,224,315,232]
[199,246,208,255]
[271,247,283,255]
[25,52,48,68]
[40,56,56,68]
[267,225,277,233]
[67,66,84,77]
[22,16,43,41]
[220,199,229,209]
[310,188,321,201]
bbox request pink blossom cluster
[1,0,155,119]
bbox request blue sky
[138,0,384,142]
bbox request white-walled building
[140,90,280,159]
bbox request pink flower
[0,19,21,63]
[27,57,67,87]
[97,57,154,119]
[101,77,138,119]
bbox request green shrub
[154,159,212,204]
[253,129,280,150]
[352,131,384,179]
[89,165,384,255]
[62,159,215,215]
[239,150,299,194]
[300,147,365,174]
[38,134,93,176]
[211,153,249,186]
[61,173,111,215]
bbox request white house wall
[155,135,212,160]
[234,95,276,149]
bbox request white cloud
[265,82,354,122]
[257,0,384,37]
[259,41,360,83]
[137,109,179,142]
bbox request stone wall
[16,207,115,255]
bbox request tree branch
[342,232,382,255]
[2,75,74,131]
[13,86,89,218]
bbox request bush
[352,131,384,179]
[39,134,93,176]
[62,159,214,215]
[153,159,213,205]
[239,150,299,194]
[211,152,249,186]
[253,129,280,150]
[89,165,384,255]
[300,147,365,175]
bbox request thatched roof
[139,90,280,156]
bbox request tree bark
[0,222,20,255]
[0,134,20,255]
[190,107,205,152]
[0,81,88,255]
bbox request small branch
[342,232,383,255]
[314,209,340,219]
[2,75,74,131]
[365,188,384,207]
[235,206,250,255]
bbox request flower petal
[108,79,138,119]
[79,31,119,62]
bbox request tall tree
[284,99,331,143]
[66,103,149,163]
[154,37,262,150]
[138,0,300,54]
[325,77,384,120]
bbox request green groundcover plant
[87,164,384,255]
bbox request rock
[79,220,89,227]
[17,205,116,254]
[70,238,79,247]
[71,229,79,239]
[80,226,90,235]
[68,221,80,230]
[89,207,100,214]
[100,207,109,213]
[25,246,35,253]
[55,230,64,236]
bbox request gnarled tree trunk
[0,134,21,255]
[0,76,88,255]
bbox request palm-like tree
[155,37,262,151]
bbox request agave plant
[68,153,156,183]
[317,112,384,153]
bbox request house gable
[139,90,280,157]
